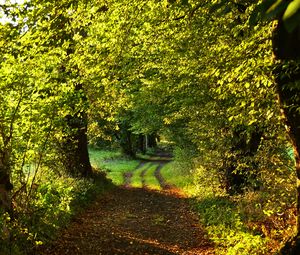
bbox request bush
[194,196,267,255]
[1,169,111,255]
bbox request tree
[22,0,93,177]
[248,0,300,253]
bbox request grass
[143,164,161,190]
[89,147,140,185]
[89,148,166,190]
[90,147,271,254]
[160,161,196,194]
[130,162,161,189]
[159,161,269,254]
[131,163,151,188]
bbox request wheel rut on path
[124,158,172,190]
[140,163,153,189]
[34,158,215,255]
[154,162,172,190]
[123,161,146,188]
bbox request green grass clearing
[89,148,140,186]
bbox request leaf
[265,0,288,20]
[283,0,300,32]
[209,0,227,14]
[249,0,276,26]
[181,0,189,5]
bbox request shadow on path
[34,187,214,255]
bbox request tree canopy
[1,0,300,254]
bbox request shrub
[1,169,110,254]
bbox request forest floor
[34,156,215,255]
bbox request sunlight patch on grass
[160,162,196,194]
[131,162,152,188]
[144,164,161,190]
[89,148,140,185]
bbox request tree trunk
[272,18,300,254]
[0,148,13,211]
[138,134,146,154]
[62,84,92,177]
[224,126,262,195]
[0,151,14,243]
[148,133,158,148]
[0,172,13,215]
[275,68,300,254]
[119,123,136,158]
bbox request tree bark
[62,84,92,177]
[119,122,136,158]
[272,18,300,254]
[138,134,146,154]
[276,70,300,254]
[0,150,13,216]
[275,68,300,254]
[47,8,94,178]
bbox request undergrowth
[193,196,267,255]
[163,160,269,254]
[160,161,196,194]
[160,147,295,254]
[0,168,112,255]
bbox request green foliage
[0,0,298,253]
[1,170,109,254]
[162,143,295,254]
[283,0,300,32]
[194,196,267,255]
[250,0,300,32]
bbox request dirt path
[123,162,146,188]
[34,160,215,255]
[154,162,172,190]
[140,163,152,189]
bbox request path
[34,158,215,255]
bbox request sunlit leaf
[283,0,300,32]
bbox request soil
[34,159,215,255]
